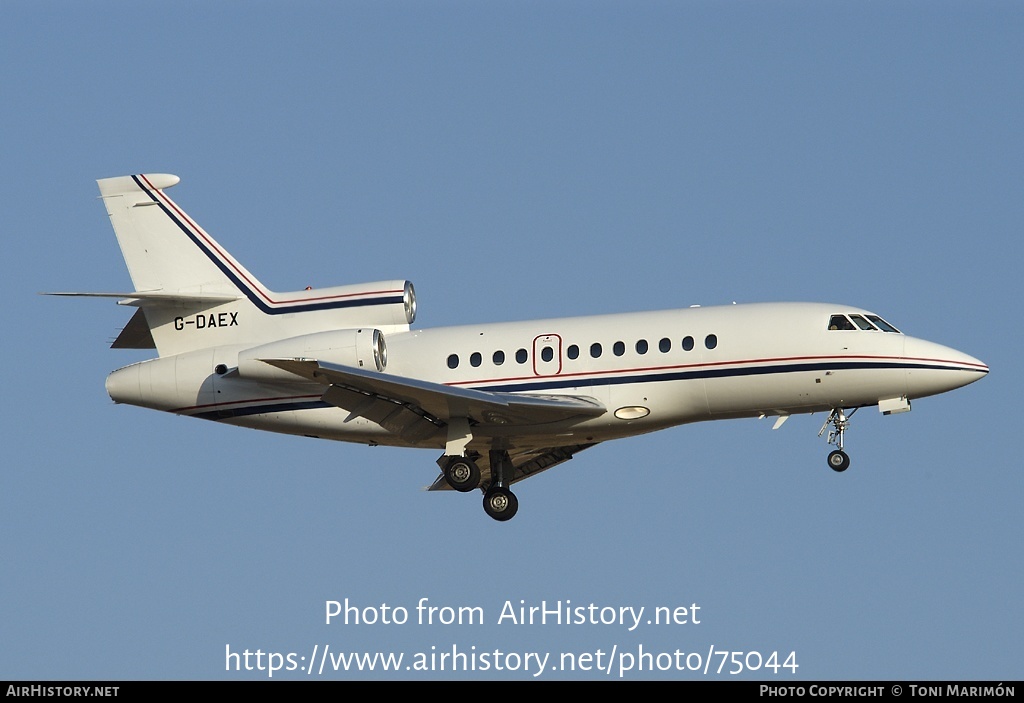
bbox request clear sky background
[3,1,1019,681]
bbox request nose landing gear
[827,448,850,472]
[819,408,857,472]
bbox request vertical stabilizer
[92,174,416,358]
[97,173,264,297]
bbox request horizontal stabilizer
[43,291,242,306]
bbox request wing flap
[322,385,441,444]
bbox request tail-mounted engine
[236,328,387,383]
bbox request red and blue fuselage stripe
[176,357,984,419]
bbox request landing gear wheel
[828,450,850,472]
[443,456,480,492]
[483,486,519,522]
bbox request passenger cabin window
[493,350,505,365]
[516,348,528,364]
[705,334,717,350]
[590,343,602,358]
[567,344,580,360]
[541,346,553,362]
[613,341,625,356]
[659,337,671,353]
[470,352,482,367]
[682,336,694,351]
[636,339,648,354]
[828,315,857,331]
[447,354,459,369]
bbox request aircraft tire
[483,487,518,522]
[828,450,850,472]
[444,457,480,492]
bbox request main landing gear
[483,485,518,522]
[818,408,857,472]
[442,456,480,492]
[442,450,519,522]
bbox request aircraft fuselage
[106,301,986,451]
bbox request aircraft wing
[262,358,607,430]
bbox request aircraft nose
[903,337,988,399]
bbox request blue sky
[4,1,1019,680]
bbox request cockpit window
[829,312,902,333]
[848,314,877,331]
[828,315,857,331]
[866,315,901,333]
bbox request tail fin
[78,174,416,357]
[98,173,264,297]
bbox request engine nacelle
[236,328,387,383]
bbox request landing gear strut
[439,449,519,520]
[482,449,518,522]
[819,408,856,472]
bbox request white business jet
[50,174,988,521]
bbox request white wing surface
[262,358,606,429]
